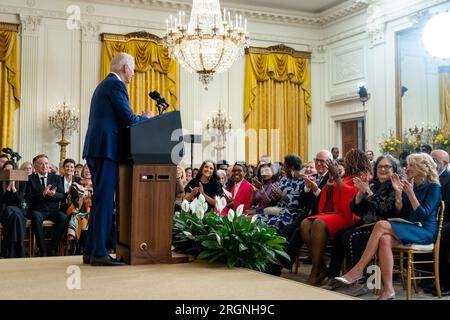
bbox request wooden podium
[115,111,189,265]
[0,169,29,182]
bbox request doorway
[341,118,365,156]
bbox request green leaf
[201,240,221,249]
[238,243,248,252]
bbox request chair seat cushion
[395,243,434,251]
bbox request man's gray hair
[110,52,134,73]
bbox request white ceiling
[221,0,348,14]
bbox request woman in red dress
[300,149,372,285]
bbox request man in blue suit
[82,52,152,266]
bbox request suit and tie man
[26,155,66,256]
[82,52,153,266]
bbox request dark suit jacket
[82,73,147,162]
[25,173,65,213]
[298,172,329,216]
[440,169,450,222]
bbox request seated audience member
[26,154,67,256]
[20,161,34,176]
[336,153,441,300]
[216,169,227,187]
[185,167,193,183]
[49,163,59,175]
[324,155,400,292]
[247,165,256,179]
[192,168,199,178]
[417,144,432,154]
[263,154,304,239]
[80,164,93,196]
[336,158,345,177]
[66,182,90,255]
[301,149,372,286]
[331,147,339,160]
[0,154,9,168]
[74,163,83,179]
[60,158,81,214]
[217,160,229,171]
[222,162,253,216]
[226,166,234,190]
[184,160,222,212]
[0,161,27,258]
[249,163,276,215]
[271,150,332,274]
[174,165,187,212]
[424,149,450,296]
[301,160,316,176]
[366,150,376,171]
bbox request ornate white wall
[1,0,449,167]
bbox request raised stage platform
[0,256,354,300]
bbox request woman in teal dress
[335,153,441,300]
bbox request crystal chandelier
[48,101,79,162]
[163,0,250,87]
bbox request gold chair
[392,201,445,299]
[32,220,56,256]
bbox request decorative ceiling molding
[75,0,369,27]
[102,31,163,43]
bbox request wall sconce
[357,82,369,107]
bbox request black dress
[0,181,28,258]
[184,177,223,212]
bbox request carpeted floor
[0,256,354,300]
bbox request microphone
[148,91,170,114]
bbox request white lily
[236,204,244,217]
[174,211,180,217]
[251,215,258,223]
[227,209,235,222]
[183,231,194,239]
[195,205,205,220]
[181,199,190,213]
[198,193,206,204]
[202,201,208,213]
[190,198,198,213]
[215,196,227,215]
[215,233,222,246]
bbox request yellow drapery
[0,23,20,151]
[439,66,450,130]
[244,45,311,164]
[101,32,178,115]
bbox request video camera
[2,147,22,164]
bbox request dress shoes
[334,275,363,285]
[377,292,395,300]
[90,255,126,266]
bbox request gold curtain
[0,23,20,151]
[439,66,450,130]
[244,45,311,164]
[101,32,178,115]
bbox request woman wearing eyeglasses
[336,153,441,300]
[323,155,401,293]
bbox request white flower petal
[251,215,258,223]
[190,198,198,213]
[174,211,180,217]
[195,206,205,220]
[215,233,222,245]
[198,193,206,204]
[236,204,244,217]
[181,200,190,213]
[227,209,235,222]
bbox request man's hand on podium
[142,110,154,118]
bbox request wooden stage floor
[0,256,354,300]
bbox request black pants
[328,223,373,278]
[0,206,27,258]
[28,209,66,256]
